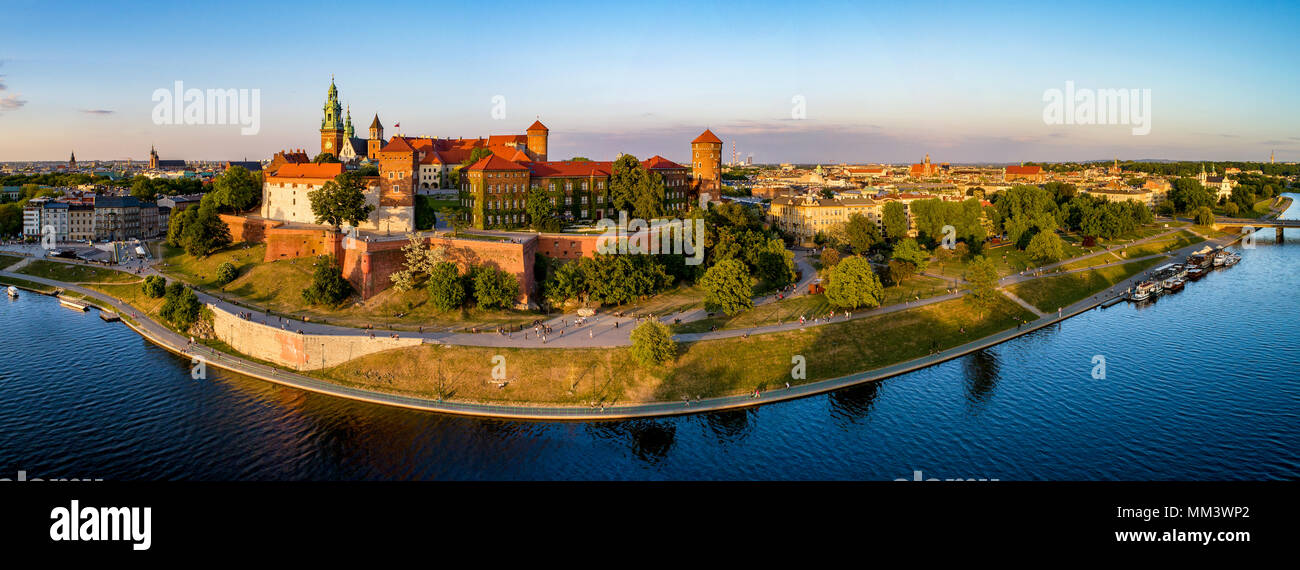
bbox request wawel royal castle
[260,79,724,234]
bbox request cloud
[0,95,25,110]
[81,109,114,115]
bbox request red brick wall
[535,232,601,260]
[219,214,281,244]
[263,228,340,261]
[341,234,536,304]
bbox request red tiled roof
[488,134,527,146]
[692,129,722,144]
[526,161,614,178]
[268,163,345,180]
[466,155,529,171]
[380,136,414,153]
[1005,165,1043,175]
[527,120,548,132]
[641,155,686,170]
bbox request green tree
[526,187,560,232]
[882,201,908,241]
[311,153,339,164]
[141,275,167,298]
[964,255,1000,312]
[891,238,930,273]
[820,248,841,269]
[823,256,884,310]
[427,261,466,312]
[700,258,752,316]
[214,261,238,286]
[159,282,200,330]
[166,206,194,248]
[1026,231,1064,264]
[1170,178,1212,213]
[180,203,232,257]
[211,165,260,212]
[630,320,677,366]
[472,265,520,310]
[301,255,353,306]
[1194,206,1215,226]
[845,213,882,254]
[309,171,374,230]
[608,154,666,219]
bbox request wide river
[2,196,1298,480]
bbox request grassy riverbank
[17,260,142,284]
[316,296,1035,405]
[1006,258,1163,314]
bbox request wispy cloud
[0,95,25,110]
[80,109,114,115]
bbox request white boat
[5,285,17,299]
[1130,281,1158,302]
[1213,251,1227,266]
[1224,253,1241,267]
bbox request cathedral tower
[320,77,345,157]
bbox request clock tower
[320,76,345,157]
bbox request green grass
[16,260,141,284]
[317,295,1035,405]
[0,254,24,270]
[0,274,60,294]
[1006,258,1164,314]
[1114,230,1203,260]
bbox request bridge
[1212,217,1300,242]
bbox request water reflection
[587,420,677,464]
[828,380,881,423]
[962,349,1001,407]
[700,409,754,444]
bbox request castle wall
[208,302,420,371]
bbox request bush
[630,320,676,366]
[427,262,466,312]
[214,261,238,286]
[472,265,520,310]
[142,275,166,298]
[301,255,353,306]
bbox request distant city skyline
[1,0,1296,164]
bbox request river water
[2,196,1297,481]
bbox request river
[1,195,1297,480]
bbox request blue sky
[0,0,1296,164]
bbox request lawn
[160,242,541,332]
[1006,257,1164,314]
[1114,230,1203,260]
[16,260,141,284]
[0,254,24,270]
[317,295,1035,405]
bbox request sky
[0,0,1297,164]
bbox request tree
[311,153,339,164]
[214,261,238,286]
[1026,231,1064,264]
[427,262,466,312]
[210,165,260,212]
[820,248,841,269]
[389,233,446,291]
[630,320,677,366]
[1194,206,1215,226]
[309,171,374,230]
[882,201,908,241]
[180,203,232,257]
[964,255,1000,312]
[845,213,882,254]
[526,187,561,232]
[608,154,666,219]
[543,259,588,307]
[700,258,752,316]
[159,282,200,330]
[473,265,520,310]
[1169,178,1212,213]
[301,256,353,306]
[891,238,930,274]
[166,206,194,248]
[141,275,166,298]
[824,256,883,310]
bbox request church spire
[344,105,354,139]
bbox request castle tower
[149,145,159,169]
[344,105,354,140]
[69,151,76,169]
[526,119,548,161]
[368,114,384,160]
[320,76,345,157]
[691,128,723,195]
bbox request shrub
[142,275,166,298]
[630,320,676,366]
[301,255,353,306]
[427,262,466,312]
[214,261,238,286]
[472,265,520,310]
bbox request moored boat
[1224,253,1241,267]
[1163,278,1185,292]
[5,285,17,299]
[1130,281,1158,302]
[1213,251,1228,266]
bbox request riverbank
[0,223,1243,419]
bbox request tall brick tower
[526,119,548,161]
[691,128,723,196]
[368,114,384,160]
[320,77,345,157]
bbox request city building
[1004,164,1045,182]
[768,194,884,242]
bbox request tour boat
[1163,278,1184,292]
[1224,253,1241,267]
[5,286,17,299]
[1213,251,1228,267]
[1130,281,1158,302]
[1187,267,1206,280]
